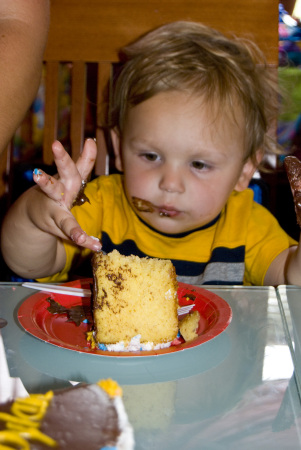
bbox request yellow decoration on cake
[0,412,38,429]
[0,391,57,448]
[98,379,123,397]
[11,391,53,421]
[20,428,57,447]
[86,331,96,349]
[0,430,30,449]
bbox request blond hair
[109,21,279,167]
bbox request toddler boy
[1,21,300,286]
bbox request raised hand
[33,139,102,251]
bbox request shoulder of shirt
[228,188,269,211]
[85,173,123,196]
[225,189,277,229]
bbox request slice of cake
[92,250,179,349]
[0,379,134,449]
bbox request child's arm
[264,245,299,286]
[1,139,102,279]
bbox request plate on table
[18,279,232,357]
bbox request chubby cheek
[123,167,154,199]
[190,183,228,219]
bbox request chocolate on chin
[284,155,301,227]
[0,379,134,449]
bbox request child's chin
[145,216,190,235]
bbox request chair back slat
[70,61,87,161]
[43,61,59,165]
[0,146,11,201]
[95,62,112,175]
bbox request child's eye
[141,153,159,162]
[191,161,208,170]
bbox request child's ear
[234,150,263,192]
[111,128,123,172]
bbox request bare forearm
[264,238,301,286]
[1,187,66,279]
[0,0,50,153]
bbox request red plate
[18,280,232,357]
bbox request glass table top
[1,283,301,449]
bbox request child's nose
[159,167,185,193]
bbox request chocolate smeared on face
[132,197,172,217]
[284,155,301,227]
[72,181,91,207]
[132,196,155,213]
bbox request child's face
[112,91,257,235]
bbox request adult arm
[0,0,50,154]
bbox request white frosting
[104,335,171,352]
[164,288,173,300]
[164,288,177,302]
[114,396,135,449]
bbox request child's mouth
[158,208,179,217]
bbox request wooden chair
[1,0,279,210]
[0,0,280,280]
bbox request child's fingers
[52,139,97,182]
[70,226,102,251]
[54,212,102,251]
[76,138,97,181]
[34,140,96,206]
[33,169,70,204]
[51,140,82,183]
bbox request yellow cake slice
[92,250,179,348]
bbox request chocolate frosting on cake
[40,384,120,449]
[46,298,90,327]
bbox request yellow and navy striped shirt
[40,174,296,285]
